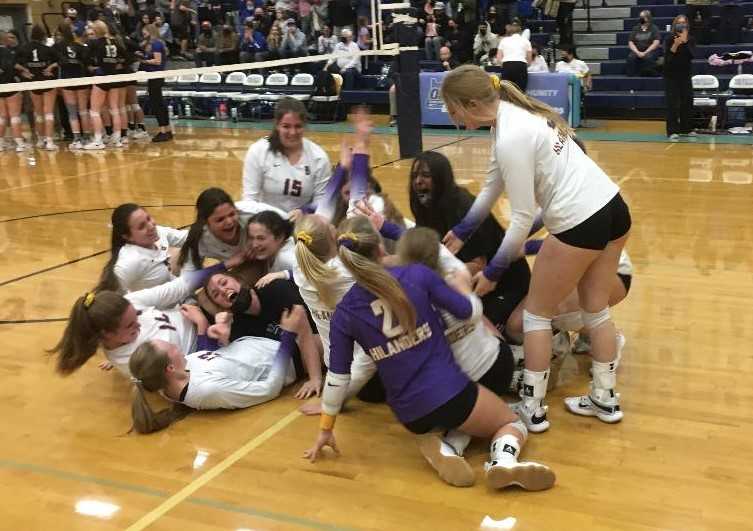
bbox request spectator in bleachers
[240,19,269,62]
[495,0,519,31]
[664,15,695,139]
[485,5,504,36]
[299,0,313,36]
[424,15,442,60]
[557,0,576,47]
[280,18,308,58]
[195,20,217,66]
[686,0,715,45]
[443,18,468,63]
[311,0,329,35]
[357,16,372,50]
[556,45,591,90]
[154,14,175,54]
[626,10,661,77]
[528,42,548,72]
[171,0,196,59]
[318,25,338,54]
[65,8,87,35]
[496,17,532,91]
[133,13,153,41]
[267,23,283,59]
[473,21,498,65]
[217,24,239,64]
[439,45,459,70]
[324,27,361,90]
[253,7,273,35]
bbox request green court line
[170,117,753,145]
[0,459,356,531]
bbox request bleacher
[538,0,753,118]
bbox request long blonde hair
[129,341,191,434]
[294,215,339,309]
[440,64,573,138]
[336,216,416,333]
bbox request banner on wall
[419,71,577,127]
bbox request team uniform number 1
[370,300,404,339]
[283,179,302,197]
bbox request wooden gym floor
[1,122,752,531]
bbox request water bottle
[184,102,192,118]
[231,106,238,122]
[168,104,174,120]
[219,101,228,120]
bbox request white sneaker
[43,139,58,151]
[15,142,29,153]
[564,391,623,423]
[131,129,150,140]
[510,399,550,433]
[35,137,45,148]
[101,134,111,144]
[484,459,556,491]
[110,138,126,148]
[572,333,591,354]
[69,140,84,150]
[83,140,106,150]
[0,139,6,151]
[119,136,129,146]
[669,133,680,141]
[416,433,475,487]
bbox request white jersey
[441,302,499,381]
[114,226,187,292]
[182,336,297,410]
[528,55,549,73]
[270,237,297,276]
[618,250,633,277]
[556,58,590,77]
[242,137,332,213]
[497,33,531,64]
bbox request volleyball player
[51,252,246,377]
[128,306,307,433]
[54,22,92,150]
[244,210,297,286]
[304,217,555,491]
[84,20,128,150]
[440,66,631,431]
[16,25,59,150]
[242,97,332,218]
[0,37,26,152]
[96,203,188,293]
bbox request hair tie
[490,74,501,91]
[83,292,96,309]
[337,232,359,251]
[295,230,313,247]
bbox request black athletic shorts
[404,381,478,434]
[477,341,515,397]
[617,273,632,295]
[0,91,18,98]
[95,81,130,91]
[482,257,530,332]
[554,193,632,250]
[31,88,55,95]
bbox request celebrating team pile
[52,65,633,493]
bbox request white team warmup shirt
[114,226,188,292]
[556,58,590,77]
[497,33,531,64]
[242,137,332,213]
[528,55,549,73]
[105,278,199,376]
[181,336,297,410]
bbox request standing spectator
[280,19,308,58]
[299,0,313,37]
[324,28,361,90]
[438,45,458,70]
[133,12,153,40]
[330,0,355,36]
[496,17,532,91]
[664,15,695,139]
[318,24,338,54]
[140,23,172,142]
[195,20,217,66]
[424,15,442,60]
[311,0,329,35]
[217,24,239,64]
[473,21,498,65]
[686,0,714,45]
[626,10,660,77]
[485,5,504,35]
[171,0,195,59]
[555,45,591,90]
[357,16,371,50]
[557,0,576,47]
[266,23,283,59]
[239,19,268,61]
[528,42,548,72]
[444,18,468,63]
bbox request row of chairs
[693,74,753,129]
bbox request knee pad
[65,103,79,117]
[79,110,90,118]
[509,419,528,440]
[523,310,552,333]
[582,308,611,331]
[119,107,127,116]
[129,104,142,112]
[0,117,6,126]
[10,116,21,125]
[552,311,583,332]
[89,110,100,118]
[44,113,54,122]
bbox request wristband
[319,413,336,431]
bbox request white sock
[15,137,24,146]
[443,430,471,456]
[491,434,520,464]
[521,368,549,406]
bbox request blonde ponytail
[294,215,340,309]
[440,64,573,138]
[336,217,416,333]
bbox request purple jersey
[329,263,473,423]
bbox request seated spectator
[318,24,338,55]
[528,43,549,72]
[443,18,468,64]
[154,14,175,54]
[195,20,217,66]
[267,23,283,59]
[324,28,362,90]
[311,0,328,35]
[240,19,268,62]
[424,14,442,60]
[299,0,313,37]
[239,0,256,27]
[439,45,458,70]
[556,45,591,90]
[133,12,153,41]
[253,6,272,35]
[217,24,239,64]
[357,16,371,50]
[64,8,86,35]
[626,10,661,77]
[473,21,498,65]
[280,18,308,58]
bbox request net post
[395,28,422,158]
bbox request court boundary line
[0,204,193,224]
